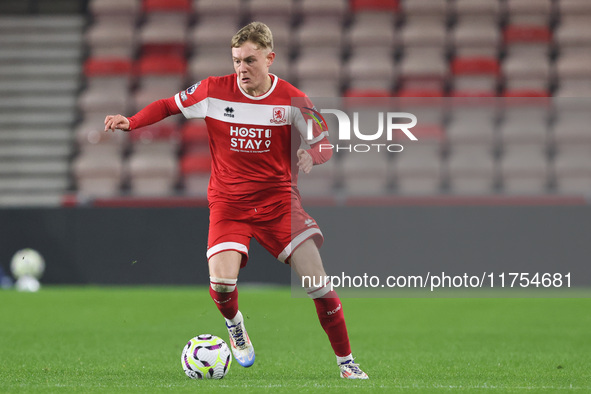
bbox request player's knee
[210,277,237,293]
[305,276,332,299]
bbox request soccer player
[104,22,368,379]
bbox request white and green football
[181,334,232,379]
[10,248,45,279]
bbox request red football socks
[312,290,352,357]
[209,277,239,320]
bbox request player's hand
[297,149,313,174]
[104,114,130,132]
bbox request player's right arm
[104,79,209,132]
[104,96,181,132]
[104,114,130,131]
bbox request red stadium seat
[451,57,500,76]
[139,16,188,57]
[135,54,186,76]
[350,0,398,12]
[181,152,212,195]
[181,153,212,174]
[397,89,444,98]
[407,124,444,141]
[504,26,552,44]
[451,91,496,98]
[181,121,209,151]
[141,43,187,57]
[503,25,551,94]
[344,88,392,98]
[505,101,552,115]
[142,0,192,13]
[503,89,550,97]
[451,57,500,97]
[84,58,133,77]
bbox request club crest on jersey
[186,81,201,95]
[270,107,287,124]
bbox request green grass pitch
[1,286,589,393]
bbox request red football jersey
[174,74,328,206]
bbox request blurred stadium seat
[72,150,124,197]
[294,47,342,90]
[506,0,553,26]
[451,57,500,96]
[553,145,591,194]
[350,0,398,13]
[346,48,396,93]
[188,16,240,51]
[446,101,498,144]
[85,20,137,59]
[139,18,188,57]
[181,150,211,196]
[126,152,179,196]
[500,144,549,194]
[447,144,498,195]
[299,0,348,21]
[0,14,84,205]
[452,19,500,58]
[340,151,391,196]
[88,0,140,19]
[75,0,588,199]
[143,0,192,14]
[193,0,242,16]
[297,155,338,197]
[395,125,443,195]
[3,0,591,205]
[125,123,181,196]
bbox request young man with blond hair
[105,22,368,379]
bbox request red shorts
[206,195,323,266]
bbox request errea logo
[224,107,235,118]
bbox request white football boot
[225,310,255,367]
[339,359,369,379]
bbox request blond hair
[231,22,273,52]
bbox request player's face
[232,41,275,96]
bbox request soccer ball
[181,334,232,379]
[10,248,45,279]
[15,275,41,292]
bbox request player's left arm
[292,98,332,174]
